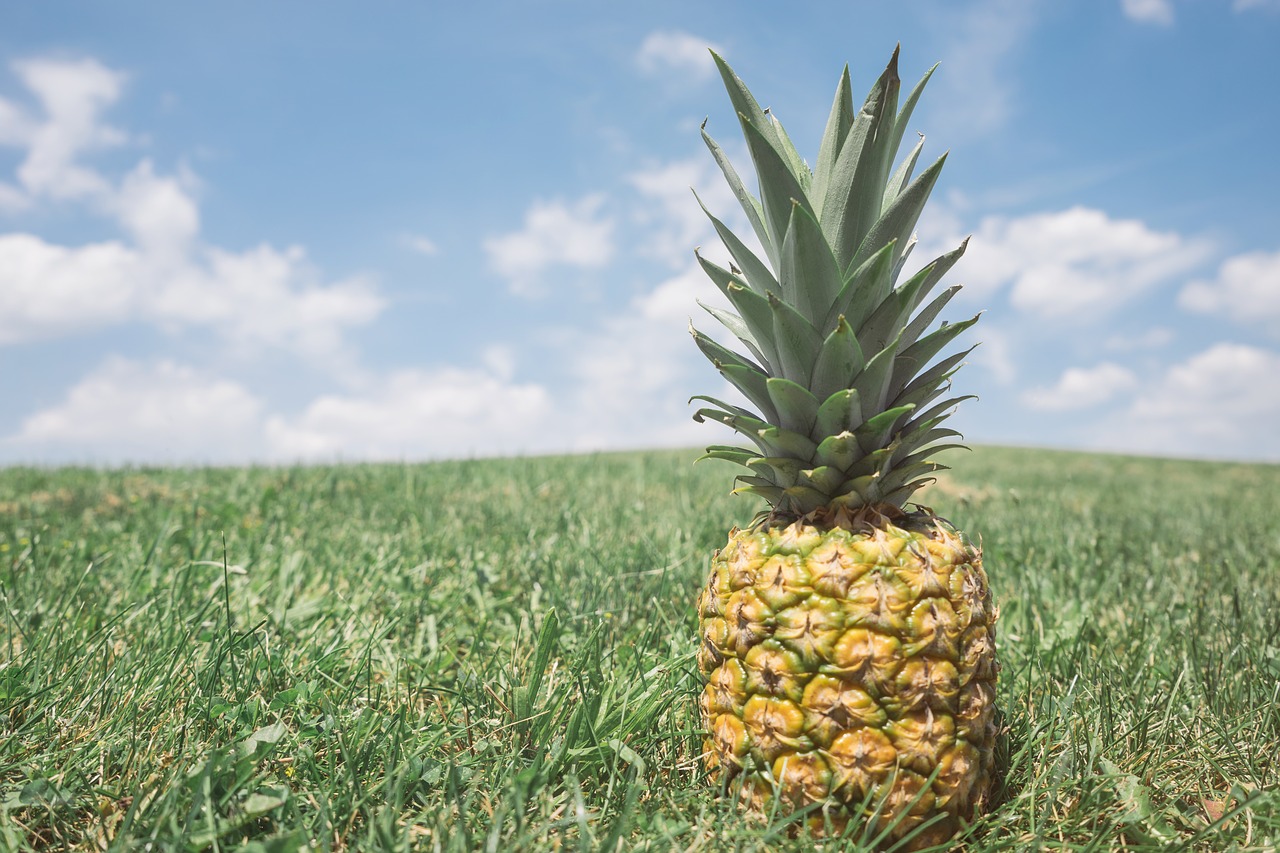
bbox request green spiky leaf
[765,377,820,437]
[700,123,774,269]
[810,66,855,208]
[826,240,897,337]
[814,49,904,275]
[810,317,865,404]
[814,388,861,438]
[849,152,946,275]
[767,293,823,386]
[780,202,844,326]
[695,192,780,298]
[698,301,771,370]
[739,119,815,257]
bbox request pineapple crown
[690,48,977,518]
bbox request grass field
[1,445,1277,851]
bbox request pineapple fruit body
[697,510,998,846]
[686,48,1002,847]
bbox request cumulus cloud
[636,30,723,79]
[934,206,1212,318]
[1108,343,1280,459]
[160,247,384,362]
[1178,249,1280,338]
[113,160,200,252]
[11,358,265,464]
[1023,363,1138,411]
[0,234,139,343]
[483,195,614,295]
[0,57,385,364]
[1121,0,1175,25]
[0,231,383,359]
[10,355,560,465]
[264,367,553,461]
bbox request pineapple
[691,49,1000,848]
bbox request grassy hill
[1,446,1277,850]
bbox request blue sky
[1,0,1278,465]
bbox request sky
[1,0,1278,466]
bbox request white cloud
[6,56,127,201]
[162,246,385,362]
[483,195,614,295]
[1121,0,1175,25]
[1178,249,1280,338]
[1108,343,1280,459]
[935,206,1212,318]
[1023,363,1138,411]
[0,234,139,344]
[636,31,722,79]
[11,358,265,464]
[1233,0,1280,11]
[263,367,553,461]
[113,159,200,252]
[0,231,383,360]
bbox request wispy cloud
[1121,0,1176,26]
[401,234,439,256]
[927,0,1042,138]
[636,30,723,79]
[1233,0,1280,11]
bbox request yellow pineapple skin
[697,511,1000,848]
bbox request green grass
[1,446,1277,851]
